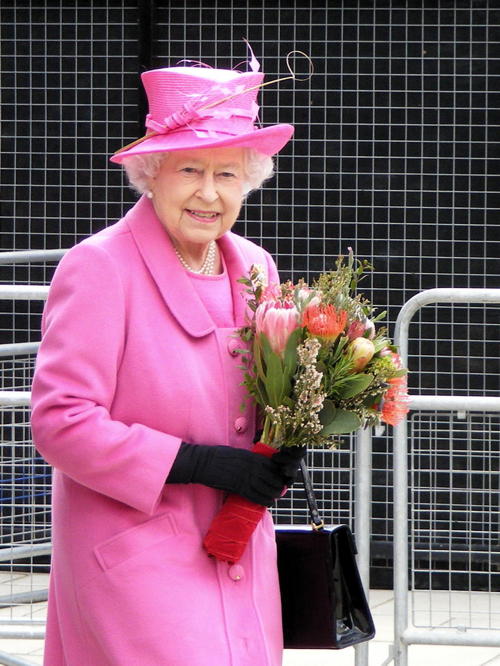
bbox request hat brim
[110,124,294,163]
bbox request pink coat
[30,196,283,666]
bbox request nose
[196,173,219,203]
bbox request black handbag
[275,460,376,649]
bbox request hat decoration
[111,45,313,162]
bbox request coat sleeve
[30,241,181,515]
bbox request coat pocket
[94,512,178,572]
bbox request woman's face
[150,146,246,257]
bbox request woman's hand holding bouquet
[203,250,409,563]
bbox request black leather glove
[166,443,291,507]
[271,446,307,486]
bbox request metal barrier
[392,289,500,665]
[0,386,49,666]
[0,272,51,666]
[353,427,373,666]
[0,248,63,363]
[0,251,66,265]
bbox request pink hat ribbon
[145,99,259,135]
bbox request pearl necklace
[174,240,217,275]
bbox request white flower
[249,263,267,289]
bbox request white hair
[121,148,274,198]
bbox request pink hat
[110,65,294,163]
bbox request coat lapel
[125,196,252,336]
[217,232,253,328]
[125,196,215,338]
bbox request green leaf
[319,399,337,426]
[320,409,361,435]
[253,337,265,381]
[265,351,285,407]
[372,337,390,353]
[259,332,274,366]
[232,348,250,359]
[361,394,381,407]
[371,310,387,324]
[283,326,302,378]
[336,373,374,399]
[239,329,252,343]
[255,377,269,407]
[330,335,349,363]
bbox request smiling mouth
[186,209,219,219]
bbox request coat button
[234,416,248,434]
[228,564,245,581]
[227,338,241,357]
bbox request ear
[146,152,168,194]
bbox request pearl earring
[146,190,153,199]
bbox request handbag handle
[299,460,360,556]
[299,458,325,531]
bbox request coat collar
[125,196,251,337]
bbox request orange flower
[381,375,410,426]
[302,304,348,341]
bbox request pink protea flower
[347,319,366,340]
[364,319,376,339]
[347,317,375,340]
[255,301,300,356]
[349,337,376,371]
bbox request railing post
[354,426,372,666]
[393,418,409,666]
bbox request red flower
[302,304,348,341]
[381,375,409,426]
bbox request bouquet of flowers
[203,250,409,563]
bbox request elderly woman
[31,62,302,665]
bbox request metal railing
[0,262,52,666]
[0,250,66,265]
[0,248,56,360]
[392,288,500,665]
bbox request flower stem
[261,415,272,445]
[261,416,280,449]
